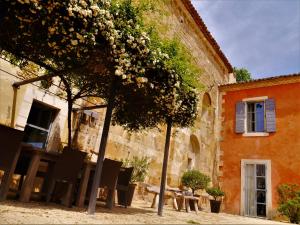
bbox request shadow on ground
[0,200,155,215]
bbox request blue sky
[191,0,300,79]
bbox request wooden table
[11,145,111,208]
[76,160,96,207]
[18,144,60,202]
[75,160,122,209]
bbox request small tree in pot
[181,170,211,195]
[181,170,210,210]
[119,156,151,206]
[206,187,225,213]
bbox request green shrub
[206,187,225,201]
[181,170,210,194]
[278,184,300,224]
[121,156,151,183]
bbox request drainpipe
[10,85,19,127]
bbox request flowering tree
[0,0,199,144]
[0,0,161,147]
[0,0,200,214]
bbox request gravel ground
[0,199,288,224]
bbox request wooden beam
[73,105,107,111]
[12,73,58,88]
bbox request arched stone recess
[199,92,215,176]
[189,134,201,170]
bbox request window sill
[242,132,269,137]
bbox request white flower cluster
[11,0,177,85]
[7,0,198,129]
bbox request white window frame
[241,159,272,219]
[242,96,269,137]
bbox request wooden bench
[145,185,179,210]
[177,194,200,213]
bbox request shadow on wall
[46,121,63,152]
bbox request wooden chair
[46,149,86,207]
[98,158,122,209]
[116,167,133,207]
[13,147,48,197]
[0,124,24,201]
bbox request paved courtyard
[0,199,287,224]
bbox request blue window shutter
[235,101,245,133]
[265,98,276,132]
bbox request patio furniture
[0,124,24,201]
[145,184,179,210]
[76,158,122,209]
[46,149,86,207]
[98,158,122,209]
[14,146,49,198]
[198,192,210,210]
[176,194,200,213]
[75,160,96,207]
[17,145,60,202]
[116,167,134,207]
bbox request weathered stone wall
[0,0,233,189]
[0,59,69,151]
[99,0,233,186]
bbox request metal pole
[158,119,172,216]
[87,86,115,214]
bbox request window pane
[23,126,48,148]
[24,101,57,149]
[257,190,266,203]
[247,103,255,132]
[257,177,266,189]
[255,102,265,132]
[256,164,265,176]
[257,203,266,217]
[27,102,55,129]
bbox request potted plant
[181,170,211,195]
[181,170,210,210]
[206,187,225,213]
[118,156,151,206]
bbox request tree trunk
[158,119,172,216]
[67,93,73,150]
[87,84,116,214]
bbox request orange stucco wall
[220,82,300,215]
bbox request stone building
[0,0,234,188]
[99,0,234,186]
